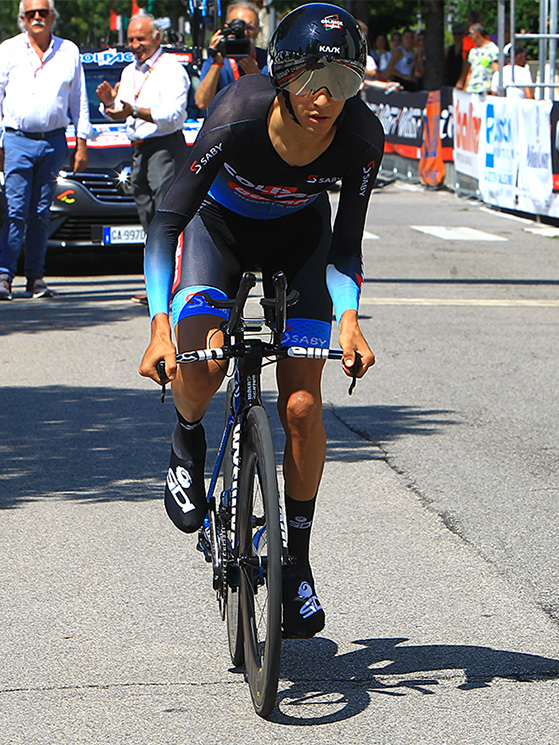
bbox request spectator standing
[373,33,391,74]
[96,14,189,305]
[357,20,378,81]
[0,0,89,302]
[464,23,499,94]
[414,30,425,89]
[444,24,466,87]
[456,11,481,89]
[490,44,535,99]
[195,1,267,112]
[384,28,417,91]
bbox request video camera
[217,18,251,58]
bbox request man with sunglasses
[0,0,89,301]
[140,4,384,639]
[195,0,267,112]
[464,23,499,94]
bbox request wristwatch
[132,105,139,119]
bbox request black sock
[285,493,317,569]
[174,410,205,455]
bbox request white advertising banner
[453,90,484,180]
[478,97,518,210]
[516,99,554,215]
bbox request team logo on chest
[223,162,315,205]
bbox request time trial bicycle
[157,270,358,718]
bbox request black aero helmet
[268,3,366,101]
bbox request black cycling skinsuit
[144,73,384,334]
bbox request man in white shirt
[490,44,535,100]
[0,0,90,301]
[96,14,189,304]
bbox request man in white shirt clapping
[96,14,190,305]
[0,0,90,301]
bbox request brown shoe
[26,278,55,298]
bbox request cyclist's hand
[139,314,177,384]
[338,310,375,378]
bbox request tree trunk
[424,0,445,90]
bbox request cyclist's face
[127,18,160,63]
[289,89,345,134]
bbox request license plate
[103,226,146,245]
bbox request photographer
[194,1,267,111]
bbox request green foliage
[0,0,541,49]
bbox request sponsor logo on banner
[362,87,427,159]
[516,99,553,214]
[478,97,516,209]
[453,90,483,179]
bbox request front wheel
[237,406,282,718]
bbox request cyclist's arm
[143,123,231,319]
[326,127,384,376]
[326,140,383,324]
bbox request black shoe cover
[282,563,325,639]
[164,423,207,533]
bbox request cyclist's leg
[272,198,333,637]
[276,357,326,502]
[277,357,327,637]
[164,210,240,533]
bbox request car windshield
[84,67,125,124]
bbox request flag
[109,1,119,30]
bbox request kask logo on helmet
[321,15,344,31]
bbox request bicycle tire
[237,406,282,718]
[224,380,244,667]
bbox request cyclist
[139,3,384,639]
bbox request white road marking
[411,226,508,241]
[363,230,379,240]
[360,297,559,307]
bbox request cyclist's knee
[279,389,323,435]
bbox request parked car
[47,47,203,253]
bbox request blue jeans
[0,130,67,280]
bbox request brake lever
[156,360,168,404]
[348,354,362,396]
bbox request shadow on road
[0,385,224,509]
[0,282,147,336]
[327,403,459,461]
[1,385,458,508]
[273,636,559,725]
